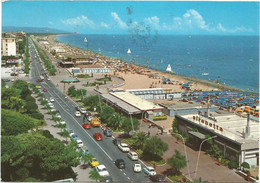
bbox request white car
[127,151,139,161]
[76,139,84,148]
[143,166,156,176]
[133,163,142,173]
[50,97,54,102]
[118,143,130,152]
[75,111,81,117]
[48,103,54,108]
[87,116,93,122]
[95,165,110,177]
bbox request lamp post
[194,135,217,179]
[172,132,191,180]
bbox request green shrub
[28,112,44,120]
[228,161,239,169]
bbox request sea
[56,34,259,93]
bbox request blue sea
[56,34,259,93]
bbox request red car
[43,88,48,92]
[83,122,91,129]
[93,133,103,141]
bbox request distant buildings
[1,32,26,57]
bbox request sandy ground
[115,71,216,92]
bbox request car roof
[97,165,106,169]
[146,166,155,170]
[116,159,124,162]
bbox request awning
[188,131,206,140]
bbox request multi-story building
[1,37,17,56]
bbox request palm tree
[109,113,125,130]
[60,129,70,143]
[89,169,103,182]
[81,154,93,167]
[9,97,25,112]
[132,132,148,150]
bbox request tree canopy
[168,150,187,173]
[143,136,168,159]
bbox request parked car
[89,158,99,167]
[118,143,130,152]
[112,138,121,146]
[50,97,54,102]
[133,163,142,173]
[100,176,113,182]
[76,139,84,148]
[143,166,156,176]
[80,146,89,155]
[95,165,109,177]
[93,133,103,141]
[69,133,78,139]
[43,88,48,92]
[115,159,125,169]
[75,111,81,117]
[127,151,139,161]
[103,129,112,137]
[87,115,93,122]
[150,174,167,182]
[76,105,87,114]
[82,122,91,129]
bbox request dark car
[150,174,167,182]
[103,129,112,137]
[115,159,125,169]
[112,138,121,146]
[100,176,113,182]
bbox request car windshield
[135,164,141,167]
[122,144,128,147]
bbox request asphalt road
[29,38,151,182]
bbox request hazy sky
[2,1,259,35]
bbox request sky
[2,1,259,35]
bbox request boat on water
[127,48,131,54]
[166,64,173,73]
[202,73,209,76]
[84,37,88,43]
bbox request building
[160,99,219,117]
[127,88,181,100]
[101,91,165,120]
[60,55,94,68]
[176,112,259,168]
[1,37,17,56]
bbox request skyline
[2,1,259,35]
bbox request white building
[1,37,17,56]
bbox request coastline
[49,34,252,93]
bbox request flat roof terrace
[181,113,259,144]
[110,91,164,111]
[156,99,209,110]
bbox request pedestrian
[156,129,160,136]
[153,164,157,169]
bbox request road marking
[127,177,130,180]
[123,172,126,175]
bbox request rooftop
[180,113,259,146]
[110,91,164,111]
[101,94,141,114]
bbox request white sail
[127,48,131,54]
[84,37,88,43]
[166,64,172,72]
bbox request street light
[194,135,217,179]
[172,132,191,180]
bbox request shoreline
[49,34,255,94]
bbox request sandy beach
[45,34,220,93]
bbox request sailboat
[127,48,131,54]
[84,37,88,43]
[166,64,173,73]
